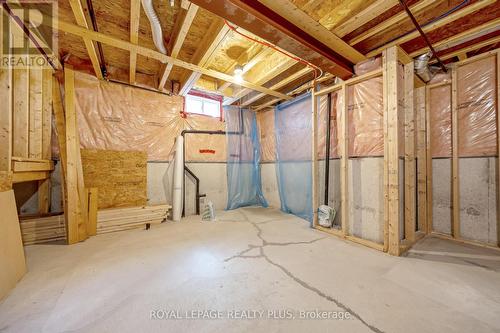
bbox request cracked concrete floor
[1,207,500,333]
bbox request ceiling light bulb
[234,65,244,84]
[234,65,243,75]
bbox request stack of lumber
[19,214,66,245]
[97,205,171,234]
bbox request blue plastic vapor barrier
[275,92,313,223]
[225,106,268,210]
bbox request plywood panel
[0,190,26,301]
[81,149,147,209]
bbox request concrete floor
[1,207,500,333]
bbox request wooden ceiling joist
[158,2,199,90]
[240,66,312,107]
[255,0,365,64]
[129,0,141,84]
[54,19,290,99]
[408,17,500,57]
[179,20,230,95]
[223,56,297,105]
[433,34,500,62]
[348,0,436,46]
[333,0,399,38]
[253,72,333,111]
[67,0,104,80]
[189,0,355,78]
[216,46,271,93]
[365,0,495,57]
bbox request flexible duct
[141,0,167,54]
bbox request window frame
[185,90,223,121]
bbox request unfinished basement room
[1,0,500,332]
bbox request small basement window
[185,93,222,118]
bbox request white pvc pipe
[141,0,167,54]
[172,136,184,222]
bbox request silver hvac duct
[414,51,441,83]
[141,0,167,54]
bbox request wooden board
[0,190,27,300]
[81,149,147,209]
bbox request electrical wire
[223,20,323,80]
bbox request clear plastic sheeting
[256,109,276,162]
[353,57,382,76]
[347,76,384,157]
[275,93,313,222]
[429,85,452,158]
[457,56,498,157]
[71,72,226,161]
[225,106,268,210]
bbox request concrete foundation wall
[261,163,281,208]
[459,157,497,245]
[432,159,452,235]
[148,162,228,217]
[348,157,385,243]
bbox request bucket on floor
[202,201,216,222]
[318,205,335,227]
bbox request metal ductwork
[141,0,167,54]
[414,51,441,83]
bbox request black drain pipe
[324,93,332,205]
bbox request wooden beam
[431,35,500,63]
[28,68,43,159]
[53,19,289,100]
[12,67,29,158]
[497,51,500,248]
[255,0,365,64]
[129,0,141,84]
[216,44,268,93]
[384,46,401,256]
[223,56,297,105]
[41,69,52,160]
[12,160,54,172]
[64,66,87,243]
[52,77,69,239]
[404,60,416,242]
[425,85,433,234]
[241,67,311,106]
[415,86,427,233]
[12,171,49,183]
[366,0,496,58]
[451,66,460,239]
[190,0,354,78]
[38,178,51,214]
[408,17,500,57]
[252,71,333,110]
[333,0,398,38]
[0,67,12,172]
[315,69,382,96]
[311,85,319,227]
[158,2,199,90]
[86,187,98,236]
[340,84,348,237]
[179,20,229,95]
[349,0,435,46]
[67,0,103,79]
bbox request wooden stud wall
[424,49,500,250]
[1,59,54,216]
[313,45,418,256]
